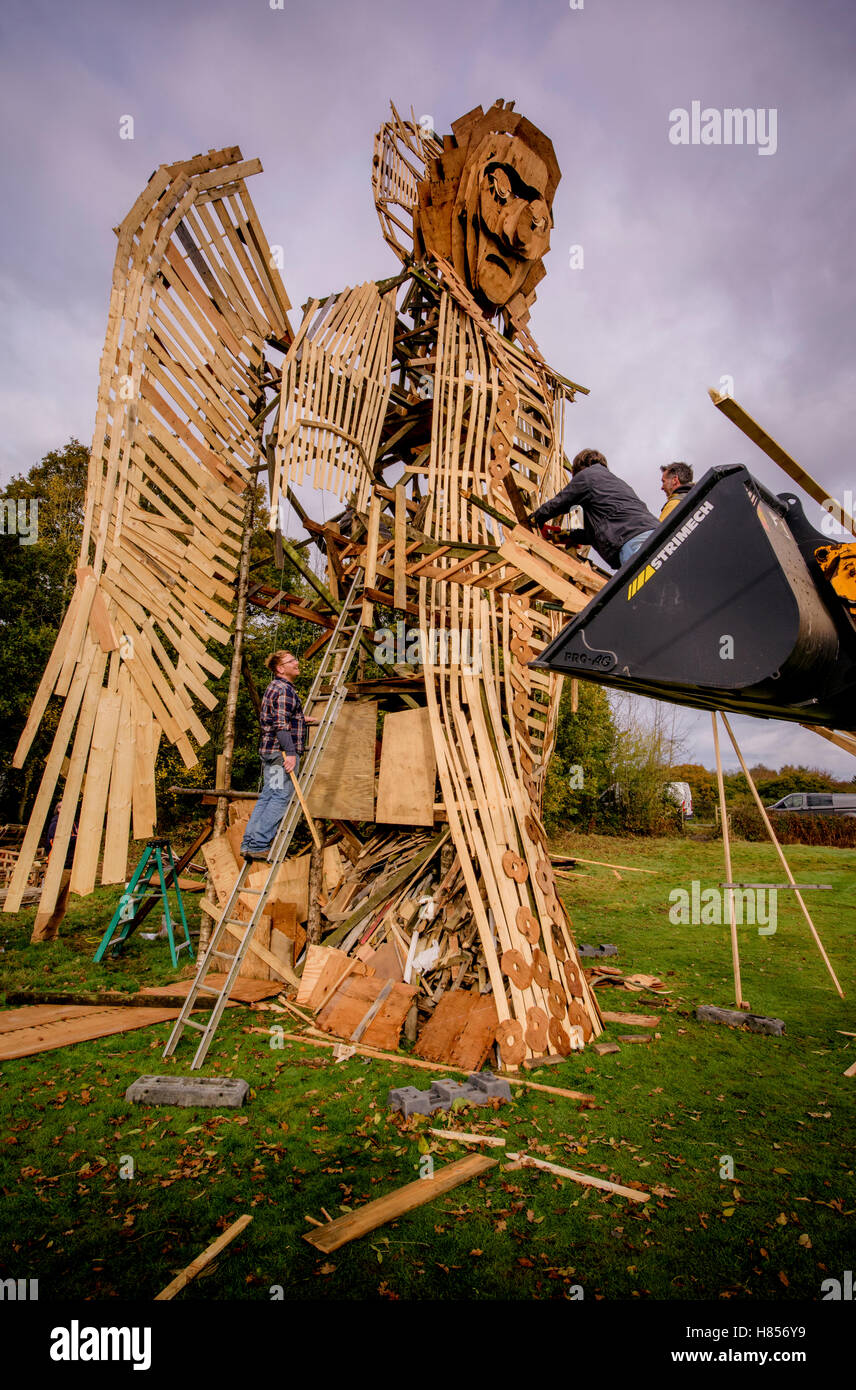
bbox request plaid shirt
[258,677,309,758]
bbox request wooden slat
[70,687,122,894]
[393,482,407,609]
[303,1155,497,1252]
[154,1214,253,1301]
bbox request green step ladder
[95,839,194,969]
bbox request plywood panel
[414,988,498,1071]
[307,701,376,821]
[376,707,436,826]
[316,974,416,1050]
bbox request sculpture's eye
[530,213,547,233]
[487,166,512,203]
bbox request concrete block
[387,1085,432,1118]
[427,1079,475,1110]
[466,1070,512,1102]
[125,1074,250,1107]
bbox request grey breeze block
[388,1070,512,1118]
[125,1075,250,1107]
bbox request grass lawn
[0,831,853,1302]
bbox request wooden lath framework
[270,282,396,517]
[371,102,443,260]
[6,147,291,923]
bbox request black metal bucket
[531,465,856,730]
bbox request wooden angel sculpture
[9,109,604,1065]
[270,101,604,1060]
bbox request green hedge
[730,806,856,846]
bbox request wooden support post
[307,841,323,946]
[711,712,744,1008]
[720,712,845,998]
[240,655,262,718]
[203,414,258,950]
[288,771,322,849]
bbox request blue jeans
[240,754,300,854]
[618,530,654,566]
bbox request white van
[767,792,856,817]
[666,781,693,817]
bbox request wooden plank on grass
[154,1214,252,1300]
[0,1005,182,1059]
[279,1029,596,1103]
[601,1011,661,1028]
[303,1155,496,1252]
[506,1152,650,1202]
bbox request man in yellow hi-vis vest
[659,462,694,521]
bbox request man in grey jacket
[529,448,658,568]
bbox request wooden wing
[6,147,292,918]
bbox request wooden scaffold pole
[720,712,845,999]
[711,712,745,1008]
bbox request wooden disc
[509,594,526,612]
[513,694,530,721]
[510,638,533,664]
[546,980,566,1019]
[535,857,553,893]
[550,925,567,962]
[566,998,593,1042]
[490,433,510,460]
[502,850,528,883]
[545,893,564,925]
[549,1016,572,1055]
[563,959,583,996]
[522,773,538,800]
[501,948,532,990]
[524,814,545,846]
[518,748,533,774]
[489,458,508,480]
[495,1017,525,1066]
[531,947,550,987]
[515,905,540,945]
[525,1006,549,1052]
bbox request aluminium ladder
[163,570,365,1069]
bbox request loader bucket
[531,464,856,730]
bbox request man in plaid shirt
[240,650,316,859]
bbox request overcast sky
[2,0,854,775]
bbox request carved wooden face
[462,135,553,309]
[410,103,560,323]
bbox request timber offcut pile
[206,799,602,1071]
